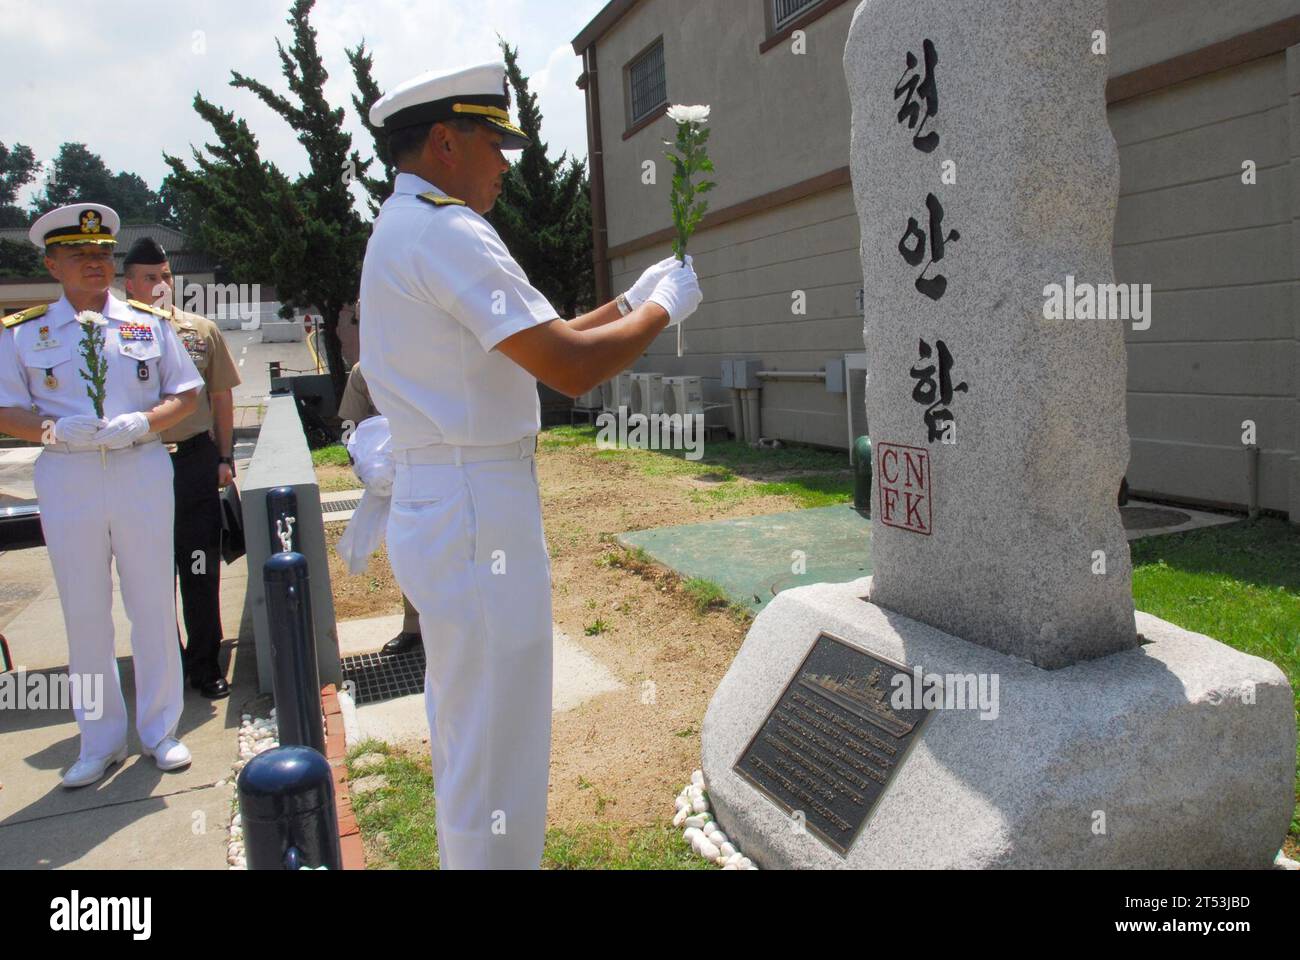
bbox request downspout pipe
[580,46,612,306]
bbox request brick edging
[322,683,365,870]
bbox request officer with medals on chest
[362,63,702,869]
[122,237,242,700]
[0,204,204,787]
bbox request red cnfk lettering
[904,452,926,490]
[882,486,899,521]
[881,449,900,484]
[905,492,926,530]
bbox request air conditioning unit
[662,376,704,418]
[602,372,634,413]
[575,386,602,410]
[630,373,665,416]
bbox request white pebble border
[673,770,757,870]
[224,710,280,870]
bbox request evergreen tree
[166,0,371,401]
[163,98,304,288]
[487,40,594,318]
[346,40,395,215]
[31,143,165,224]
[0,141,39,228]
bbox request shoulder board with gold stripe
[126,299,172,319]
[2,303,49,329]
[417,192,467,208]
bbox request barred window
[772,0,822,30]
[628,39,667,126]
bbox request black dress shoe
[381,632,422,656]
[193,677,231,699]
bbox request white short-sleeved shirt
[0,292,203,421]
[359,173,560,450]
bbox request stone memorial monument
[700,0,1296,868]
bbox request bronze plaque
[733,633,931,855]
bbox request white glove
[91,412,151,450]
[625,255,692,310]
[646,261,703,327]
[53,415,105,445]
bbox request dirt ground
[320,439,843,829]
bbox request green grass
[542,424,852,508]
[682,577,729,615]
[1129,518,1300,845]
[311,444,351,467]
[346,741,709,870]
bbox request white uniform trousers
[33,442,183,762]
[386,449,553,870]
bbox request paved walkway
[334,615,625,746]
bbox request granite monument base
[701,577,1295,869]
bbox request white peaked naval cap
[29,202,121,250]
[369,61,530,150]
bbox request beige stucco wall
[1113,52,1294,513]
[595,0,857,249]
[612,183,863,446]
[590,0,1300,512]
[1109,0,1300,74]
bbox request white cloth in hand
[336,416,395,575]
[646,261,703,327]
[53,415,105,445]
[625,254,693,310]
[90,412,150,450]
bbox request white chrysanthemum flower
[75,310,107,327]
[667,104,711,124]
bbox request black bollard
[853,436,873,517]
[263,552,325,755]
[238,745,341,870]
[266,486,298,553]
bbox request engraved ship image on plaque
[799,666,917,737]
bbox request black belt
[167,432,214,456]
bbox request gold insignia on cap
[80,210,102,234]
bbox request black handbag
[220,482,247,564]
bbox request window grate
[773,0,821,30]
[629,39,667,126]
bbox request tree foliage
[346,40,395,215]
[0,141,39,228]
[165,0,370,401]
[31,143,166,224]
[486,40,594,318]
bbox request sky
[0,0,607,213]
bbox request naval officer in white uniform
[362,63,702,869]
[0,203,203,787]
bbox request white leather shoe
[142,736,192,772]
[61,744,128,788]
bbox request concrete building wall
[1114,52,1292,512]
[586,0,1300,512]
[611,183,862,446]
[596,0,857,249]
[1109,0,1300,73]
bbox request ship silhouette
[798,666,916,737]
